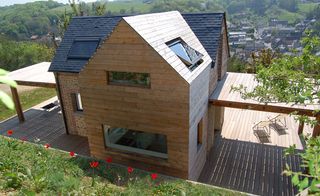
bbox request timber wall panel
[79,19,190,178]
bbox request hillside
[0,135,242,195]
[0,0,318,40]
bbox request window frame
[197,118,203,151]
[167,38,204,71]
[67,37,100,60]
[107,71,151,88]
[102,125,168,159]
[72,93,83,112]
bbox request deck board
[0,105,89,156]
[210,72,320,116]
[199,134,303,196]
[221,108,313,150]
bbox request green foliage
[0,1,63,40]
[283,136,320,193]
[227,56,247,73]
[0,69,16,110]
[278,0,298,12]
[0,88,56,121]
[232,33,320,104]
[0,36,54,71]
[0,136,241,195]
[231,33,320,194]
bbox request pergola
[210,72,320,137]
[8,62,56,122]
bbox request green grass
[0,136,245,195]
[0,88,56,121]
[265,6,303,24]
[106,1,152,13]
[50,0,152,15]
[298,3,319,14]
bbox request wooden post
[298,121,304,135]
[10,87,24,123]
[312,115,320,137]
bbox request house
[49,11,229,180]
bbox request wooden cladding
[107,71,151,88]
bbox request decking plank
[199,135,303,196]
[0,107,89,156]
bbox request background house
[49,11,229,180]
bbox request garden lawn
[0,136,245,195]
[0,88,56,121]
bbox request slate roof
[49,16,122,73]
[124,11,212,83]
[182,13,225,63]
[49,12,226,73]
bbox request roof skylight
[68,38,100,60]
[167,38,203,70]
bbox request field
[0,136,244,195]
[0,88,56,121]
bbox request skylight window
[68,38,100,59]
[167,38,203,70]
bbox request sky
[0,0,114,7]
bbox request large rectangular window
[107,71,150,88]
[103,125,168,159]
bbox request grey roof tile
[49,13,224,73]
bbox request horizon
[0,0,116,7]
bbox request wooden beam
[298,121,304,135]
[16,81,56,88]
[312,115,320,137]
[10,87,24,123]
[210,100,315,117]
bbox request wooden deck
[199,134,304,196]
[0,99,89,156]
[222,108,313,150]
[210,72,320,116]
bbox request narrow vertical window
[72,93,83,111]
[197,118,203,150]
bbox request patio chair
[252,121,271,143]
[268,114,288,135]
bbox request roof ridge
[182,12,225,15]
[72,12,225,19]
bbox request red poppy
[106,157,112,163]
[44,143,50,148]
[90,161,99,168]
[20,137,27,141]
[151,173,158,180]
[127,166,134,174]
[69,151,75,157]
[7,130,13,136]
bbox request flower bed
[0,132,244,195]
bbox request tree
[278,0,298,12]
[232,32,320,193]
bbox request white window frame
[103,125,168,159]
[75,93,83,111]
